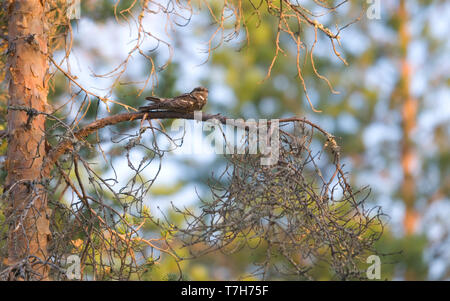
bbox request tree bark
[4,0,51,280]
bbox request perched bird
[139,87,208,113]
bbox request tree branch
[41,110,330,176]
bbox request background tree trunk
[397,0,421,281]
[398,0,419,236]
[4,0,51,279]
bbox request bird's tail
[141,96,164,111]
[145,96,163,103]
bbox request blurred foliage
[187,0,449,280]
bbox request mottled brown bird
[140,87,208,112]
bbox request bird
[139,87,208,113]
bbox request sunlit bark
[5,0,51,280]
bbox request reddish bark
[4,0,51,279]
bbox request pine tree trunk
[4,0,51,280]
[398,0,418,236]
[397,0,420,280]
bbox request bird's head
[192,87,208,94]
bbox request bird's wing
[173,92,192,100]
[168,96,196,109]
